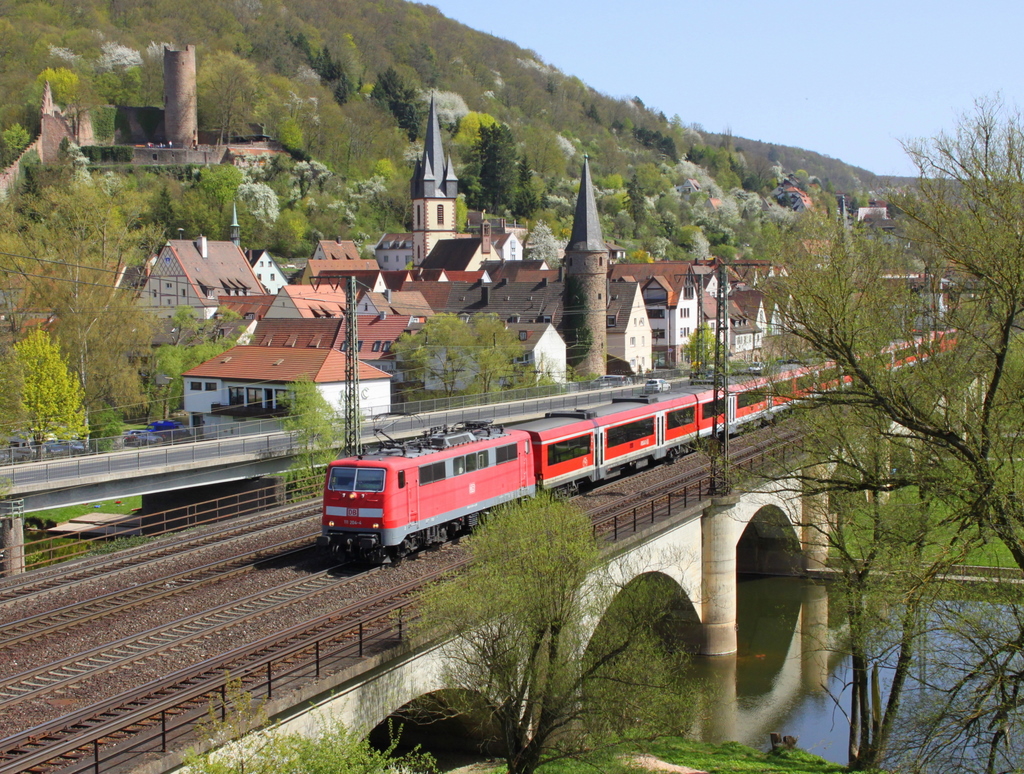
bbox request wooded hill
[0,0,898,261]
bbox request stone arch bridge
[251,477,831,750]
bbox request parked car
[123,431,165,447]
[643,378,671,394]
[43,440,88,456]
[146,420,182,432]
[596,375,630,387]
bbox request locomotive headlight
[373,523,380,528]
[348,492,357,499]
[329,521,335,526]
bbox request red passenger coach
[319,422,534,562]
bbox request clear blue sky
[426,0,1023,178]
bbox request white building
[181,345,391,432]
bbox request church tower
[563,156,608,376]
[410,95,459,266]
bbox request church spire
[567,156,605,253]
[230,202,240,247]
[411,94,458,200]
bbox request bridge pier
[0,515,24,576]
[701,495,741,655]
[800,468,831,572]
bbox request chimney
[177,228,184,239]
[196,235,208,258]
[540,277,548,288]
[557,266,564,282]
[482,285,490,305]
[336,236,342,244]
[384,288,393,303]
[482,220,492,254]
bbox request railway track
[0,536,317,651]
[0,501,320,608]
[0,561,371,707]
[0,424,801,774]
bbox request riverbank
[446,739,849,774]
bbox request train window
[547,434,591,465]
[420,461,446,484]
[606,418,655,448]
[328,467,385,492]
[398,471,406,488]
[465,453,478,473]
[666,406,695,429]
[453,456,466,476]
[477,451,488,469]
[496,444,517,464]
[700,399,726,420]
[738,389,766,409]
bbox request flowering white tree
[525,221,561,265]
[96,42,142,72]
[237,181,280,224]
[427,90,469,126]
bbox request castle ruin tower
[563,156,608,376]
[410,95,458,266]
[163,45,197,148]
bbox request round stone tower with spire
[410,95,459,266]
[563,156,608,376]
[163,45,197,149]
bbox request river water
[687,575,851,764]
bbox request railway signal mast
[710,262,730,494]
[343,275,361,457]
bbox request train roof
[334,422,526,462]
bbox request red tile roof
[183,345,389,383]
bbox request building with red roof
[182,344,391,431]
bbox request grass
[523,740,848,774]
[26,496,142,527]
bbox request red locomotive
[319,421,535,562]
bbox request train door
[595,430,604,470]
[406,468,418,523]
[728,395,737,425]
[521,441,530,489]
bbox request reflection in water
[687,576,850,764]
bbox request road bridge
[0,386,642,512]
[166,477,832,772]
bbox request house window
[257,274,262,280]
[682,307,691,318]
[630,337,636,346]
[165,282,172,289]
[519,330,528,341]
[205,382,217,391]
[181,289,186,296]
[382,342,392,352]
[189,381,202,391]
[682,327,691,337]
[372,341,382,352]
[648,309,665,319]
[152,290,157,298]
[683,287,694,300]
[270,274,275,281]
[607,315,616,326]
[228,387,245,405]
[247,387,263,406]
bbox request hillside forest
[0,0,897,267]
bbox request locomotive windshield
[328,467,386,492]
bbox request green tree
[393,313,474,398]
[14,328,87,444]
[198,52,265,145]
[467,313,524,394]
[370,67,423,141]
[281,378,339,494]
[1,124,29,156]
[764,98,1024,770]
[416,494,695,774]
[685,322,714,371]
[1,179,160,412]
